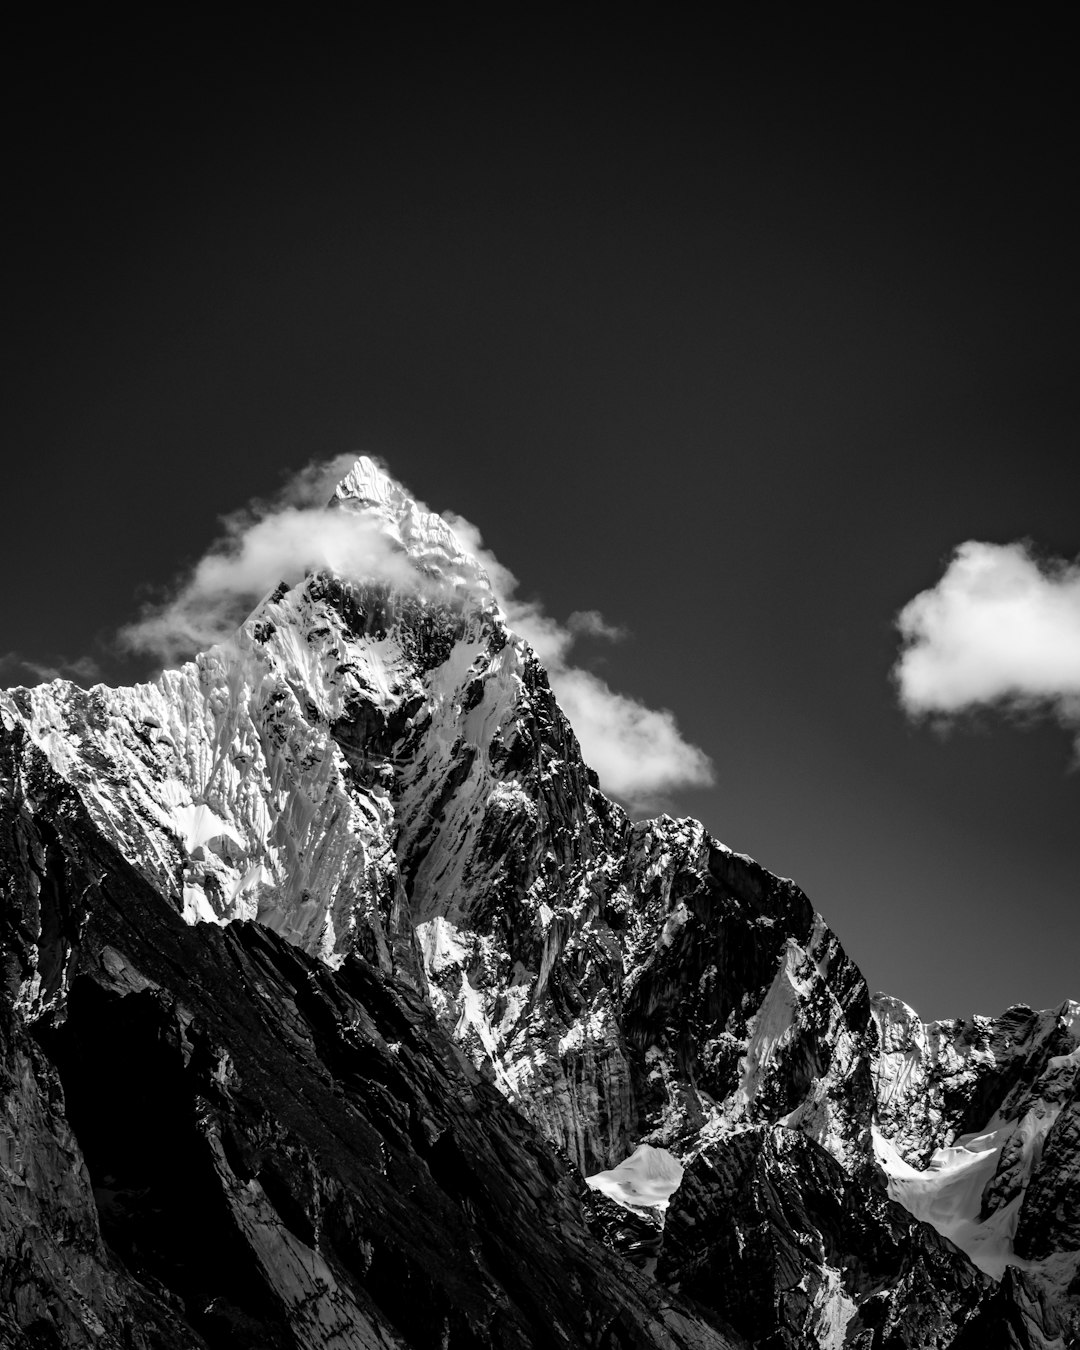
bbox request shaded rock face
[1014,1074,1080,1262]
[1,457,1078,1348]
[0,998,201,1349]
[618,830,877,1175]
[581,1190,667,1277]
[660,1127,990,1350]
[1,742,734,1350]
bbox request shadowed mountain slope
[2,459,1075,1347]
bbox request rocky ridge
[1,458,1076,1348]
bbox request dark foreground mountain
[2,460,1076,1348]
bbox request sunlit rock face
[872,995,1080,1163]
[2,457,1077,1348]
[0,745,733,1349]
[872,994,1080,1318]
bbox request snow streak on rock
[872,994,1080,1298]
[2,455,1078,1349]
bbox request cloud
[567,609,628,642]
[894,540,1080,750]
[0,651,103,687]
[120,458,425,664]
[552,668,715,805]
[444,512,714,808]
[119,456,713,808]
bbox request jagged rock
[872,990,1080,1340]
[2,456,1078,1347]
[1014,1072,1080,1259]
[619,825,877,1174]
[582,1191,666,1275]
[948,1266,1079,1350]
[583,1143,682,1276]
[0,1002,202,1350]
[660,1125,990,1349]
[2,741,734,1349]
[873,995,1080,1166]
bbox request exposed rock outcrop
[2,456,1077,1347]
[661,1126,990,1349]
[2,734,734,1349]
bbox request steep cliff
[1,727,735,1350]
[1,458,1076,1347]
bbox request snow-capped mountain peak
[2,456,1077,1349]
[332,455,493,599]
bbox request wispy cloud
[566,609,627,643]
[0,651,103,687]
[894,540,1080,753]
[444,512,713,809]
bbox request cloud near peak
[894,540,1080,751]
[122,458,714,808]
[0,651,103,687]
[442,511,714,809]
[120,456,424,665]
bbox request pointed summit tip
[329,455,494,600]
[333,456,411,511]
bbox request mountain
[1,458,1076,1349]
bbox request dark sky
[4,16,1077,1020]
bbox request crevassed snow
[585,1143,684,1212]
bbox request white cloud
[552,668,715,805]
[444,512,714,808]
[120,459,425,664]
[894,540,1080,749]
[120,458,714,808]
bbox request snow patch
[735,940,811,1110]
[873,1121,1036,1280]
[557,1003,613,1057]
[417,916,469,976]
[811,1263,858,1350]
[171,801,244,856]
[585,1144,684,1213]
[182,880,223,926]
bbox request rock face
[1,734,732,1350]
[1,457,1077,1348]
[661,1126,989,1350]
[871,993,1079,1333]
